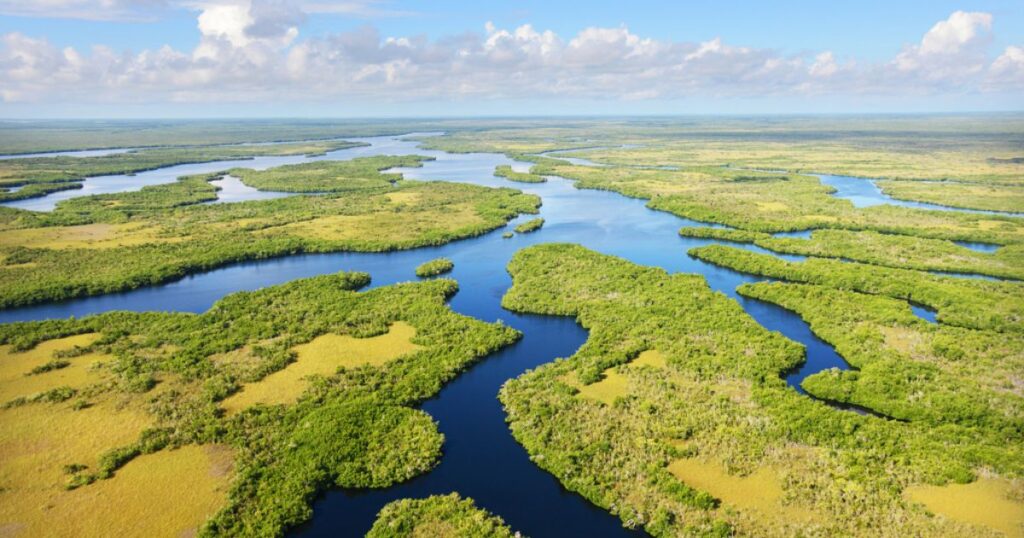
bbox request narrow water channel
[0,134,963,536]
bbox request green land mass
[367,494,517,538]
[499,243,1022,537]
[0,157,539,308]
[0,272,520,536]
[416,257,455,278]
[0,140,368,202]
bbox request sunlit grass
[0,333,108,404]
[906,478,1024,537]
[221,322,422,414]
[0,444,232,537]
[571,349,667,405]
[0,223,181,250]
[0,396,153,534]
[667,457,820,526]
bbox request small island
[514,218,545,234]
[416,257,455,277]
[494,164,546,183]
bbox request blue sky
[0,1,1022,117]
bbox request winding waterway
[0,134,979,536]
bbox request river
[0,134,977,536]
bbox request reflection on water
[206,175,294,204]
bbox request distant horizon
[3,111,1024,122]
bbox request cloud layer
[0,4,1021,106]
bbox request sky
[0,0,1022,117]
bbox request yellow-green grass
[0,334,108,404]
[221,322,422,414]
[877,181,1024,214]
[255,203,484,243]
[0,223,181,250]
[905,478,1024,537]
[571,350,666,405]
[0,396,153,534]
[667,457,820,526]
[631,349,666,368]
[0,444,233,538]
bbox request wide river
[2,134,986,536]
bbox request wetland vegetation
[0,271,520,536]
[0,158,539,308]
[500,243,1023,537]
[0,116,1021,538]
[415,258,454,278]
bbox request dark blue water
[0,134,900,537]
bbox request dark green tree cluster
[367,493,517,538]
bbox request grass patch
[4,445,234,538]
[0,396,153,531]
[221,322,422,414]
[0,223,181,250]
[0,333,108,404]
[667,458,819,525]
[905,478,1024,537]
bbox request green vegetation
[230,155,431,193]
[416,257,454,277]
[876,180,1024,214]
[494,164,546,183]
[738,281,1023,431]
[680,227,1024,280]
[427,116,1024,220]
[367,494,516,538]
[499,244,1023,537]
[0,119,444,155]
[514,218,544,234]
[0,140,366,202]
[0,271,521,536]
[0,160,539,308]
[689,245,1024,333]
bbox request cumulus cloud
[0,8,1020,105]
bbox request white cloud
[892,10,993,84]
[919,10,992,54]
[0,10,1020,106]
